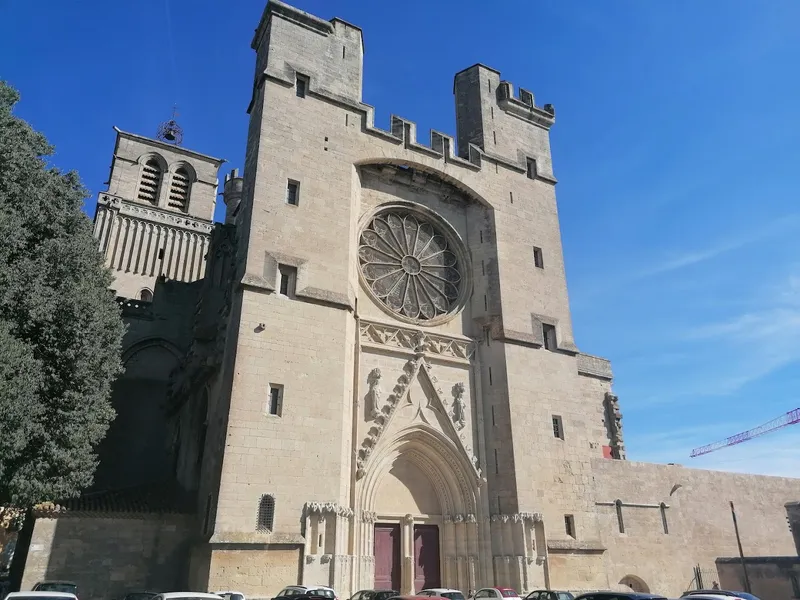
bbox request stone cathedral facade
[17,2,800,599]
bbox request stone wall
[590,459,800,597]
[717,556,800,600]
[21,515,194,600]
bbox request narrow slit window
[509,191,514,204]
[167,166,191,211]
[484,326,490,346]
[488,367,493,385]
[543,323,557,351]
[564,515,575,538]
[552,415,564,440]
[491,405,496,426]
[533,246,544,268]
[277,265,297,298]
[480,230,483,243]
[660,503,669,534]
[615,500,625,534]
[267,384,283,416]
[526,157,538,179]
[257,494,275,531]
[494,449,499,474]
[491,106,494,120]
[342,45,346,59]
[481,260,485,276]
[138,158,163,204]
[296,74,308,98]
[286,180,299,206]
[484,295,487,311]
[493,131,497,144]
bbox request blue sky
[2,0,800,476]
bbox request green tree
[0,81,125,507]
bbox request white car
[471,589,522,600]
[151,594,223,600]
[419,589,466,600]
[275,586,339,600]
[6,593,78,600]
[216,592,246,600]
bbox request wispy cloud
[632,424,800,478]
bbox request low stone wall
[21,514,194,600]
[717,556,800,600]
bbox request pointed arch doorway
[360,426,480,594]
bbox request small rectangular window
[526,157,537,179]
[296,75,308,98]
[158,248,165,260]
[552,415,564,440]
[286,180,299,206]
[543,323,557,350]
[533,246,544,269]
[278,264,297,298]
[268,384,283,416]
[564,515,575,538]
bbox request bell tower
[91,121,225,300]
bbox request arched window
[257,494,275,531]
[137,158,163,204]
[139,289,153,302]
[168,166,191,211]
[615,499,625,534]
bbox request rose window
[358,211,462,321]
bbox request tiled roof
[33,481,196,518]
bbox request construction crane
[690,408,800,458]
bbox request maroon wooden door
[374,524,401,590]
[413,524,441,591]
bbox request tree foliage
[0,81,125,506]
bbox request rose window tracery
[358,211,463,321]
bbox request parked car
[525,591,574,600]
[215,591,246,600]
[6,593,78,600]
[123,591,158,600]
[150,593,223,600]
[471,589,522,600]
[31,583,77,597]
[680,596,749,600]
[418,589,465,600]
[349,590,399,600]
[682,592,760,600]
[573,593,667,600]
[275,586,339,600]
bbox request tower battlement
[248,1,557,184]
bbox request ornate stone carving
[604,392,626,459]
[355,357,482,495]
[451,382,466,430]
[365,368,383,420]
[306,502,354,518]
[360,510,377,523]
[358,210,463,321]
[465,513,477,523]
[359,320,475,362]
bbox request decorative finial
[157,105,184,145]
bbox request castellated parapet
[249,0,557,186]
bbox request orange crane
[690,407,800,458]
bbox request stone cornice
[97,194,213,235]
